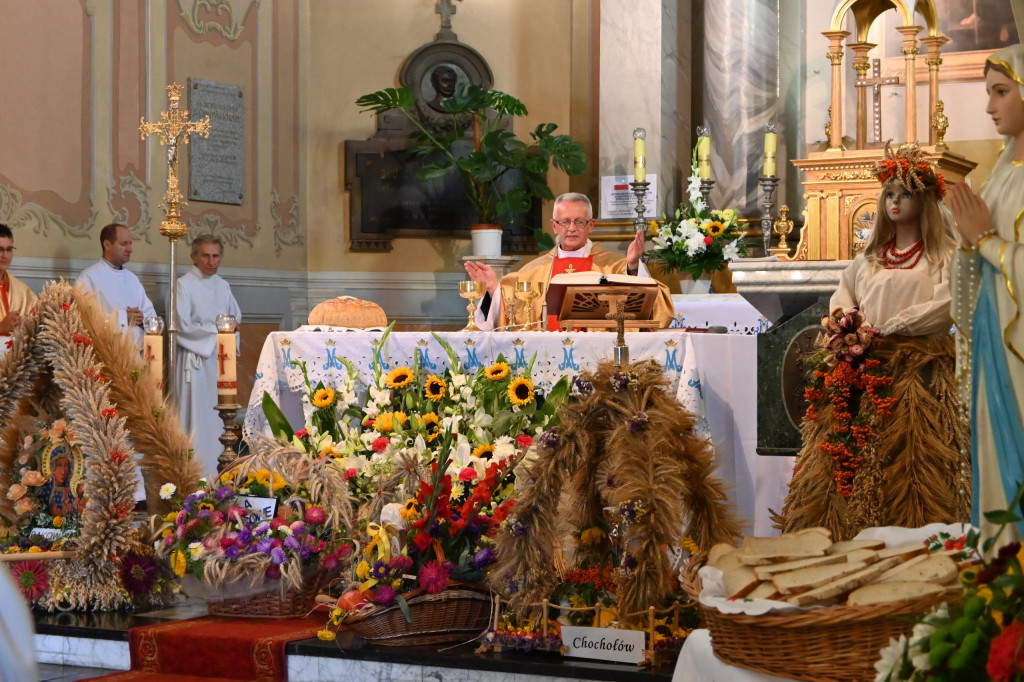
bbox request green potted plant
[355,85,586,251]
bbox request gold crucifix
[139,83,211,241]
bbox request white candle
[697,135,711,180]
[144,335,163,389]
[763,130,778,177]
[216,331,237,398]
[633,128,646,183]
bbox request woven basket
[203,570,325,618]
[344,583,493,646]
[681,554,961,682]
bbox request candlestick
[696,125,711,180]
[215,314,237,398]
[633,127,646,183]
[629,180,650,236]
[758,176,780,256]
[699,179,714,210]
[142,316,165,390]
[763,121,778,177]
[215,401,242,473]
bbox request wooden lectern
[546,272,661,331]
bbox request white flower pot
[678,275,712,295]
[471,224,503,258]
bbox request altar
[244,329,792,536]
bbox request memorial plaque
[188,78,244,205]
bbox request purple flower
[237,529,253,545]
[572,375,593,396]
[284,536,301,551]
[622,553,637,570]
[299,547,312,562]
[372,560,390,580]
[256,539,274,553]
[374,584,397,607]
[253,522,271,536]
[215,486,234,502]
[510,521,526,537]
[538,428,561,450]
[270,547,287,565]
[472,547,495,570]
[626,411,648,433]
[224,545,241,560]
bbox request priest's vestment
[75,260,156,348]
[174,266,242,476]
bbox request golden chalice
[501,284,522,330]
[459,280,486,332]
[514,280,544,331]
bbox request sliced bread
[879,554,958,585]
[827,539,886,554]
[739,533,832,565]
[753,553,846,581]
[847,580,945,606]
[785,557,902,606]
[875,544,929,562]
[772,561,870,595]
[723,564,760,598]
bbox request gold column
[823,31,850,151]
[896,25,923,144]
[920,35,950,147]
[848,42,875,150]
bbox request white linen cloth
[75,259,156,348]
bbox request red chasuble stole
[546,255,594,331]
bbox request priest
[465,192,674,330]
[76,223,156,348]
[174,235,242,476]
[0,223,37,343]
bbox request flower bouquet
[311,334,569,643]
[155,443,354,617]
[647,148,747,281]
[874,488,1024,682]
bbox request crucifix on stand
[854,59,900,148]
[139,83,210,405]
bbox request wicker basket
[343,583,493,646]
[681,553,961,682]
[202,570,325,618]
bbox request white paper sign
[29,528,64,541]
[238,495,278,524]
[560,625,646,665]
[600,174,658,220]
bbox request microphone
[541,235,561,330]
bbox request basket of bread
[681,527,974,682]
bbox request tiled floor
[37,662,119,682]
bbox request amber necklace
[880,239,924,269]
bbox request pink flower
[344,468,357,481]
[849,344,864,356]
[417,560,450,594]
[305,505,327,525]
[295,429,309,439]
[50,419,67,438]
[21,470,45,487]
[6,484,27,501]
[10,561,49,602]
[459,467,478,482]
[270,518,287,531]
[13,497,35,515]
[372,437,389,452]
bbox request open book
[546,271,662,329]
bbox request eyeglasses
[552,218,592,228]
[0,247,14,254]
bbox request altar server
[76,223,156,348]
[777,142,968,540]
[948,43,1024,542]
[0,223,37,342]
[174,235,242,476]
[465,192,674,330]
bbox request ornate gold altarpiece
[788,0,976,261]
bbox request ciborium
[514,280,544,331]
[459,280,486,332]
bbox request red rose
[295,429,309,439]
[515,434,534,448]
[372,437,389,452]
[704,236,713,245]
[344,467,357,481]
[459,467,478,482]
[988,619,1024,681]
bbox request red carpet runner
[82,615,324,682]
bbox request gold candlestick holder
[459,280,486,332]
[514,280,544,331]
[215,400,242,473]
[500,283,522,330]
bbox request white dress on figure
[174,266,242,476]
[76,259,156,348]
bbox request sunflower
[485,362,510,381]
[11,561,48,602]
[385,366,414,389]
[400,498,420,521]
[374,411,409,433]
[197,501,215,512]
[170,549,187,577]
[705,221,725,237]
[508,377,535,406]
[254,468,288,491]
[421,412,441,442]
[471,443,495,460]
[424,375,447,401]
[312,386,336,408]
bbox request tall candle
[763,130,778,177]
[633,127,646,183]
[697,134,711,180]
[144,334,163,389]
[216,331,237,398]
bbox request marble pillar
[703,0,779,213]
[598,0,693,215]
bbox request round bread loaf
[307,296,387,328]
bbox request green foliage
[356,82,587,241]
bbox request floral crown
[872,141,946,199]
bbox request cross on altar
[139,82,211,404]
[854,59,900,146]
[603,295,636,367]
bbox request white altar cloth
[669,294,771,334]
[673,629,798,682]
[243,330,792,536]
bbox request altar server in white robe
[76,223,156,348]
[175,235,242,475]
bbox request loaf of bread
[847,581,944,606]
[308,296,387,328]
